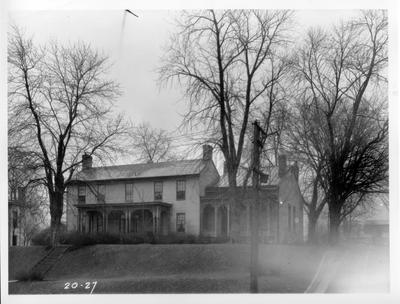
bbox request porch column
[77,209,81,232]
[227,204,230,238]
[214,205,218,237]
[152,206,157,235]
[246,204,251,237]
[127,209,131,233]
[199,204,203,235]
[101,210,106,233]
[155,206,160,235]
[125,209,129,233]
[104,211,108,233]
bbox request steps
[30,246,70,277]
[304,250,341,293]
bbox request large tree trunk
[328,202,341,245]
[227,166,239,242]
[49,184,64,247]
[307,213,318,244]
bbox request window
[176,180,186,200]
[12,211,18,229]
[292,206,296,232]
[10,189,17,201]
[78,185,86,204]
[97,184,106,203]
[176,213,185,232]
[154,181,163,201]
[125,183,134,202]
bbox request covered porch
[200,201,230,238]
[76,202,172,236]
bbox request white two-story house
[66,145,219,236]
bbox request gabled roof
[216,166,280,187]
[73,159,207,182]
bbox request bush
[33,228,230,247]
[15,269,44,281]
[31,229,51,246]
[31,224,67,246]
[154,233,229,244]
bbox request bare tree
[290,11,388,243]
[298,164,326,243]
[285,97,328,243]
[129,122,175,163]
[160,9,293,187]
[8,27,127,245]
[8,147,48,245]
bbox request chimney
[223,161,228,176]
[202,144,213,161]
[278,154,287,178]
[17,187,25,202]
[291,161,299,181]
[82,153,93,171]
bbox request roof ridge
[90,158,203,170]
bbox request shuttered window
[176,180,186,200]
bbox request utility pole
[250,120,264,293]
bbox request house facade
[66,147,304,243]
[66,145,219,236]
[8,188,26,246]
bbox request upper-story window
[10,188,17,201]
[154,181,163,201]
[12,210,18,229]
[125,183,134,202]
[176,180,186,200]
[78,185,86,204]
[97,184,106,203]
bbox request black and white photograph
[1,0,399,303]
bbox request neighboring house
[8,187,25,246]
[66,147,304,243]
[343,198,389,242]
[201,154,304,243]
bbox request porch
[76,202,172,235]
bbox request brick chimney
[17,187,25,202]
[278,154,287,178]
[82,153,93,171]
[223,161,227,176]
[202,145,213,161]
[291,161,299,181]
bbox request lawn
[9,246,50,280]
[9,243,326,294]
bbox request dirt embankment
[9,244,326,293]
[9,246,49,279]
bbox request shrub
[15,269,44,281]
[34,229,230,247]
[120,234,145,244]
[59,232,148,247]
[59,232,96,247]
[31,224,68,246]
[31,229,51,246]
[154,233,228,244]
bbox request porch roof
[201,185,279,202]
[74,202,172,209]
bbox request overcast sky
[8,9,360,165]
[9,10,359,128]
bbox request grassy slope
[10,244,326,293]
[9,246,49,279]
